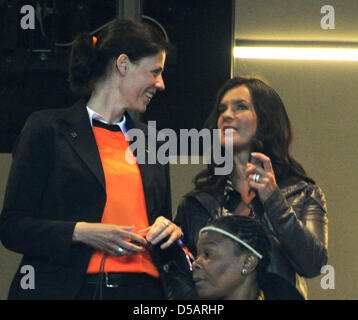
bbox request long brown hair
[194,76,313,194]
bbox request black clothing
[0,99,176,299]
[173,180,328,299]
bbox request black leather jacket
[174,180,328,299]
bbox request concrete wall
[0,154,22,300]
[234,0,358,299]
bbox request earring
[241,268,248,276]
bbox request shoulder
[177,191,202,211]
[281,179,327,212]
[175,191,219,248]
[14,100,86,151]
[304,183,327,212]
[15,109,61,146]
[25,109,67,127]
[177,190,220,216]
[263,272,305,300]
[24,99,84,129]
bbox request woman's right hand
[72,222,147,257]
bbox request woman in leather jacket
[173,76,328,299]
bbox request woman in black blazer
[0,19,182,300]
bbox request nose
[223,104,235,116]
[220,105,234,122]
[192,258,202,270]
[155,74,165,91]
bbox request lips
[223,125,238,131]
[222,126,238,136]
[145,91,155,101]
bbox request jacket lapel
[137,161,155,223]
[58,102,157,220]
[126,115,156,221]
[59,99,106,190]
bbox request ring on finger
[253,173,261,183]
[162,220,170,228]
[118,247,124,254]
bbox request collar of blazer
[60,99,154,199]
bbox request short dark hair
[207,215,271,288]
[68,18,170,95]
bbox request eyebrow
[220,99,250,105]
[199,240,220,247]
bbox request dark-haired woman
[193,215,302,300]
[193,215,271,300]
[0,19,182,300]
[173,76,328,299]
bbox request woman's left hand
[139,216,183,249]
[246,152,278,202]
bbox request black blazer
[0,99,174,299]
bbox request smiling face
[217,85,257,150]
[192,231,247,300]
[119,50,166,113]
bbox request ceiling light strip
[233,46,358,61]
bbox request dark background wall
[0,0,116,151]
[0,0,233,153]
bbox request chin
[220,137,242,149]
[197,291,220,300]
[139,105,147,113]
[139,100,151,112]
[128,104,147,114]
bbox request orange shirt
[86,125,159,278]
